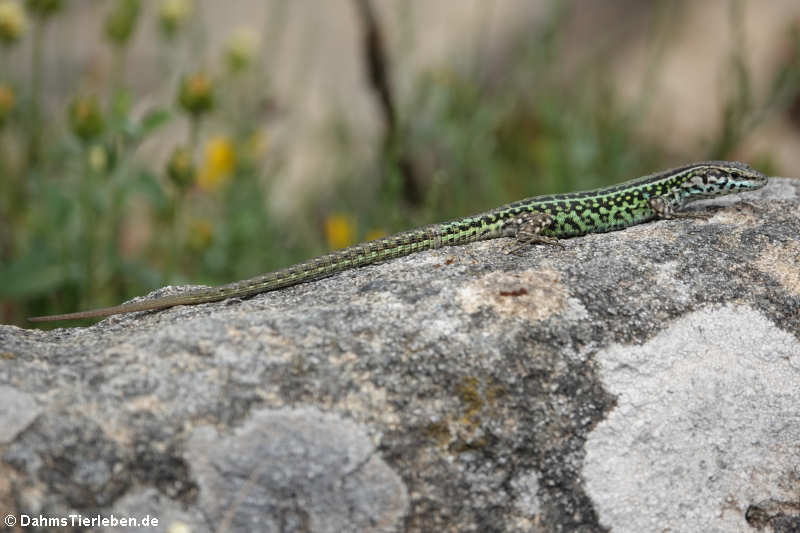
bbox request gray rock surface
[0,178,798,533]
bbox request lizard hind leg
[504,212,564,255]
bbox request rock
[0,178,798,533]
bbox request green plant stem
[111,45,128,94]
[0,45,8,77]
[27,18,46,166]
[80,148,98,309]
[0,128,12,264]
[164,190,183,284]
[188,115,201,149]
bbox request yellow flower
[225,26,259,72]
[105,0,141,47]
[25,0,61,19]
[0,84,14,124]
[187,218,214,251]
[68,94,105,141]
[87,144,108,173]
[158,0,192,38]
[324,214,355,250]
[365,228,387,241]
[197,136,235,191]
[0,1,26,44]
[166,145,195,188]
[178,72,214,116]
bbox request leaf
[0,252,69,298]
[140,108,172,135]
[132,170,170,213]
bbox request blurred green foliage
[0,0,798,327]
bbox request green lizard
[29,160,767,323]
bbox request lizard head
[680,161,768,198]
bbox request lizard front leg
[649,195,712,220]
[504,212,564,254]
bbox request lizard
[29,160,767,323]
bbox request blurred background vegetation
[1,0,799,327]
